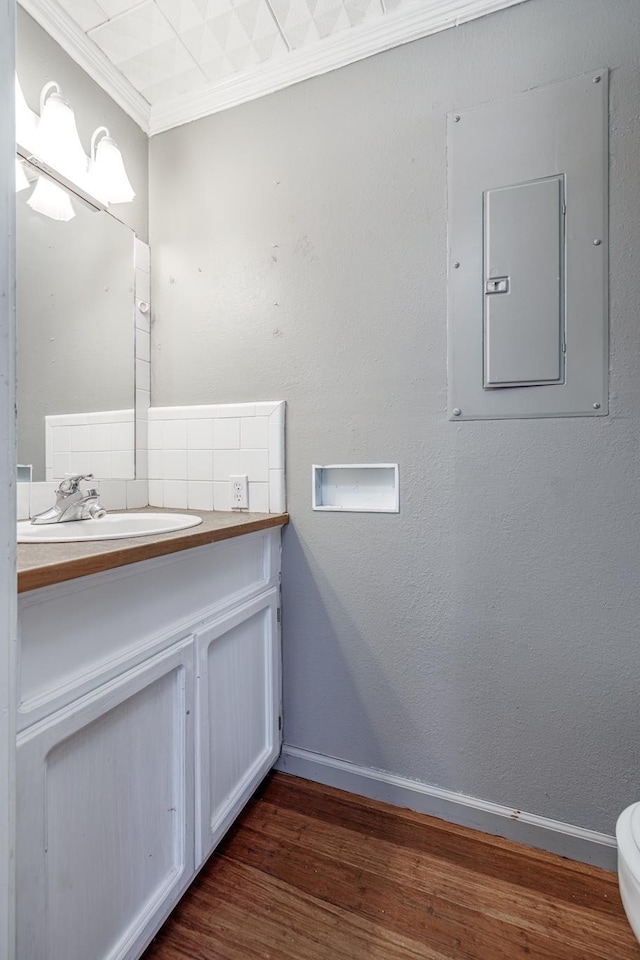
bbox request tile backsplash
[18,400,286,520]
[45,409,135,482]
[148,402,286,513]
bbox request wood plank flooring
[142,772,640,960]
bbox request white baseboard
[276,745,617,871]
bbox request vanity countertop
[17,508,289,593]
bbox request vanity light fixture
[15,73,135,220]
[27,176,75,222]
[15,159,29,193]
[89,127,135,205]
[15,74,37,153]
[35,81,87,184]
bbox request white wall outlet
[230,474,249,509]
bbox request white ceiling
[19,0,529,134]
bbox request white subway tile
[136,449,148,479]
[136,358,150,392]
[248,482,269,513]
[135,303,150,334]
[70,425,91,452]
[91,452,112,478]
[112,422,134,449]
[136,419,148,450]
[148,449,163,479]
[136,389,150,417]
[162,450,188,480]
[148,479,163,506]
[187,419,213,449]
[148,420,162,450]
[150,405,216,420]
[136,329,150,362]
[112,451,135,478]
[269,469,286,513]
[52,452,70,479]
[188,450,213,481]
[126,480,148,509]
[99,480,127,510]
[213,418,240,449]
[268,419,285,471]
[163,480,188,508]
[16,484,30,521]
[187,481,214,511]
[268,402,286,424]
[69,452,92,474]
[255,401,282,417]
[29,482,58,517]
[52,426,70,453]
[135,268,150,302]
[214,450,269,483]
[134,238,150,274]
[162,420,187,449]
[213,481,231,511]
[91,423,112,452]
[241,417,269,449]
[218,403,256,418]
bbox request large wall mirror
[17,163,136,482]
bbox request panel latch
[485,276,510,295]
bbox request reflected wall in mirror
[17,176,136,481]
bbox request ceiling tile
[270,0,380,47]
[344,0,382,26]
[96,0,149,18]
[155,0,208,33]
[178,0,286,76]
[140,65,209,102]
[57,0,109,31]
[88,1,176,64]
[117,34,202,87]
[197,52,237,81]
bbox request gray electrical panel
[447,70,608,420]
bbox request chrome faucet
[31,474,107,525]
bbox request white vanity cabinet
[195,590,280,865]
[16,526,283,960]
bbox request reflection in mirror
[17,169,136,482]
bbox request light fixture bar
[16,142,106,214]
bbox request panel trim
[276,745,617,871]
[18,0,151,132]
[447,68,609,420]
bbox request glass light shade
[27,177,75,222]
[91,135,135,204]
[15,74,37,151]
[35,91,87,183]
[15,159,29,193]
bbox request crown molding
[18,0,151,133]
[149,0,529,135]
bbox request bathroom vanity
[16,511,287,960]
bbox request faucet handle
[58,473,93,496]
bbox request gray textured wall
[17,8,148,241]
[149,0,640,834]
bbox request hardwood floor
[142,772,640,960]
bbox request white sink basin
[17,512,202,543]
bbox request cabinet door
[17,638,195,960]
[196,589,281,865]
